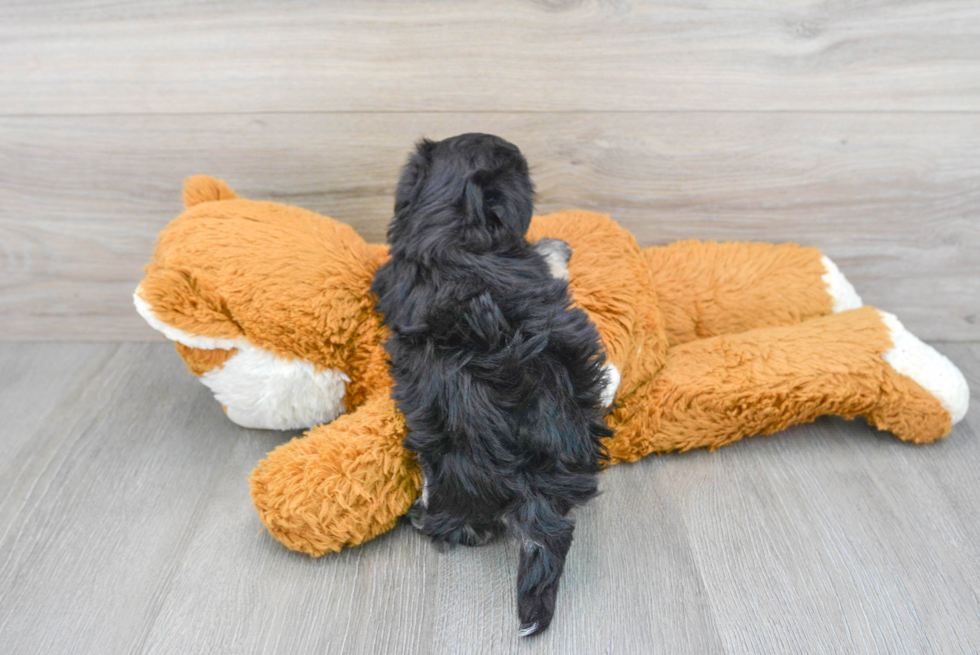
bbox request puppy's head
[391,133,534,249]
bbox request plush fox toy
[135,176,969,557]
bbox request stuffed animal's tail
[183,175,239,207]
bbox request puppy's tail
[510,497,575,637]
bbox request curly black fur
[371,133,612,637]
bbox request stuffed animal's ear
[134,269,244,348]
[464,170,492,226]
[183,175,238,208]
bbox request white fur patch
[518,623,539,638]
[134,288,349,430]
[601,362,620,408]
[879,311,969,425]
[535,239,571,280]
[134,289,248,350]
[420,473,430,508]
[820,255,863,312]
[545,257,569,280]
[200,345,349,430]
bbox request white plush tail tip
[880,311,970,425]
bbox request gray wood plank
[134,434,441,655]
[0,343,116,480]
[423,457,726,655]
[1,1,979,114]
[135,420,724,654]
[0,343,246,655]
[903,344,980,569]
[1,343,978,653]
[2,112,978,341]
[666,343,980,654]
[0,343,122,551]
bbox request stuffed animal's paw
[879,311,969,425]
[821,255,863,312]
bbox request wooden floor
[0,341,976,654]
[2,1,979,653]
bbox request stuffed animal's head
[136,177,669,441]
[135,176,391,429]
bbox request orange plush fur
[136,177,959,557]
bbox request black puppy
[371,133,615,637]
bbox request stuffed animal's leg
[644,241,862,346]
[606,306,968,462]
[249,392,420,556]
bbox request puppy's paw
[406,499,428,531]
[534,238,572,280]
[407,505,454,552]
[436,521,504,548]
[455,523,501,547]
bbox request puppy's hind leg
[509,497,575,637]
[409,506,505,549]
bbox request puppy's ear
[464,168,534,236]
[463,169,493,226]
[395,138,436,213]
